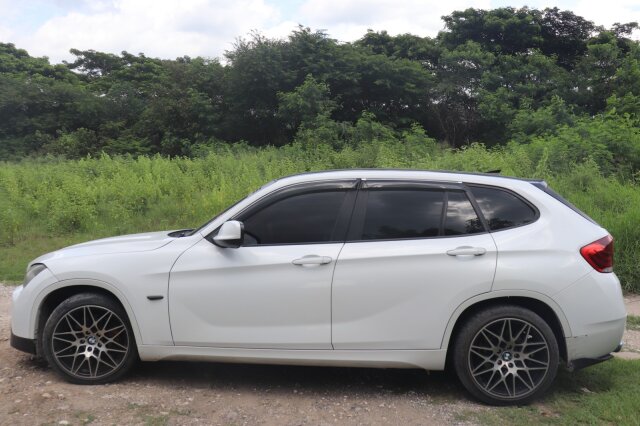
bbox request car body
[10,169,626,404]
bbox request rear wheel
[453,305,559,405]
[42,293,137,384]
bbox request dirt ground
[1,284,639,426]
[0,285,490,425]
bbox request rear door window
[351,186,486,240]
[444,191,484,235]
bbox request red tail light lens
[580,235,614,273]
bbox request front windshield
[187,178,279,236]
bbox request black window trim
[346,180,490,243]
[464,183,541,233]
[206,179,360,247]
[205,178,540,246]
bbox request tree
[439,8,543,54]
[277,75,337,132]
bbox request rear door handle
[446,246,487,256]
[292,255,333,266]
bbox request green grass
[1,141,640,290]
[460,359,640,425]
[627,315,640,331]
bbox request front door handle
[446,246,487,256]
[292,255,332,266]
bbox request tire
[453,305,559,405]
[42,293,138,384]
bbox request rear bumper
[568,342,622,371]
[555,270,626,361]
[10,332,36,355]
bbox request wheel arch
[33,279,142,354]
[442,291,570,365]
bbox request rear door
[331,181,498,349]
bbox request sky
[1,0,639,63]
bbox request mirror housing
[212,220,244,248]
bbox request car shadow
[19,354,618,404]
[128,360,466,401]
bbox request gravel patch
[2,283,638,425]
[0,284,486,425]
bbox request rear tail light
[580,235,614,273]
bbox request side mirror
[213,220,244,248]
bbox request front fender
[31,278,144,348]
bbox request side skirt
[138,345,447,370]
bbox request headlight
[24,263,47,287]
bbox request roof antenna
[485,169,501,174]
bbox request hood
[31,231,176,265]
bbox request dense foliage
[1,135,640,291]
[1,7,639,159]
[1,6,640,291]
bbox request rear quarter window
[469,186,537,231]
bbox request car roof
[269,169,545,188]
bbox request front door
[169,180,357,349]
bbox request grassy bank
[458,359,640,425]
[1,140,639,290]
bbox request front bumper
[10,332,36,355]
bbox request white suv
[10,170,626,405]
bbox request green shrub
[1,140,639,292]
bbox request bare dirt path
[0,285,488,426]
[2,283,639,426]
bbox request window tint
[470,186,537,231]
[242,190,348,245]
[361,190,444,240]
[444,191,484,235]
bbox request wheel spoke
[470,348,494,363]
[67,312,84,330]
[102,348,119,366]
[523,369,537,388]
[483,370,498,391]
[498,320,507,342]
[515,373,533,391]
[104,346,127,353]
[524,357,548,366]
[54,344,76,355]
[53,335,76,344]
[70,345,81,372]
[487,374,507,393]
[480,330,501,348]
[513,323,528,343]
[472,366,495,376]
[87,307,97,329]
[96,311,112,332]
[471,343,494,352]
[97,351,117,370]
[525,346,548,357]
[73,357,87,375]
[104,324,125,335]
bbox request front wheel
[42,293,137,384]
[453,305,559,405]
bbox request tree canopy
[0,7,638,159]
